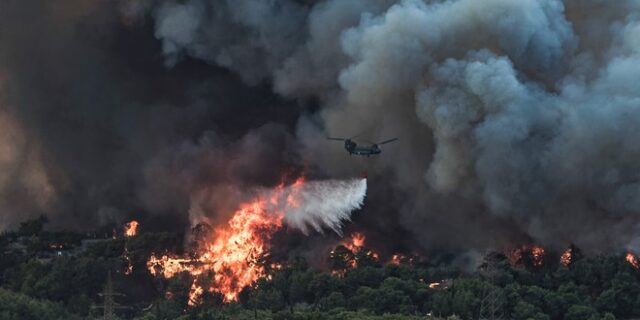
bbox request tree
[252,288,285,312]
[451,289,477,319]
[511,301,549,320]
[565,305,598,320]
[0,288,79,320]
[595,289,617,313]
[602,312,616,320]
[318,292,346,310]
[430,290,451,317]
[289,269,314,304]
[17,216,48,237]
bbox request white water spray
[263,178,367,235]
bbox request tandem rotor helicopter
[327,134,398,157]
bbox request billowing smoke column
[2,0,640,257]
[147,0,640,254]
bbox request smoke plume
[277,178,367,235]
[3,0,640,256]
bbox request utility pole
[100,271,117,320]
[94,271,128,320]
[478,253,504,320]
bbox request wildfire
[147,179,305,305]
[330,232,415,275]
[509,245,545,267]
[343,232,366,252]
[388,254,414,265]
[122,220,138,275]
[124,259,133,275]
[531,246,545,266]
[329,232,380,276]
[626,253,639,269]
[560,248,572,267]
[124,220,139,237]
[341,232,381,265]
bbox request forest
[0,217,637,320]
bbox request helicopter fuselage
[344,139,381,156]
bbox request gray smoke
[3,0,640,256]
[149,0,640,254]
[0,0,303,231]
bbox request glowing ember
[122,220,138,275]
[560,248,572,267]
[508,248,523,266]
[124,261,133,275]
[124,220,139,237]
[147,181,299,305]
[509,245,545,267]
[531,246,545,267]
[329,232,382,276]
[427,279,450,289]
[336,234,413,268]
[340,232,372,269]
[626,253,639,269]
[342,232,366,252]
[388,254,414,265]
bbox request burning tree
[627,253,639,269]
[560,245,582,267]
[329,232,381,276]
[147,177,367,306]
[508,245,547,269]
[148,200,283,305]
[124,221,139,238]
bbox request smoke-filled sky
[2,0,640,255]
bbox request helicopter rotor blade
[327,137,347,141]
[348,130,369,140]
[376,138,398,145]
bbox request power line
[479,253,504,320]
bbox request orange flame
[627,253,639,269]
[509,245,545,267]
[330,232,383,276]
[122,220,138,275]
[560,248,572,267]
[147,179,307,305]
[390,254,402,265]
[125,220,139,237]
[341,232,371,269]
[343,232,366,252]
[388,253,415,265]
[531,246,545,267]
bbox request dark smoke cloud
[0,0,304,231]
[147,0,640,255]
[3,0,640,257]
